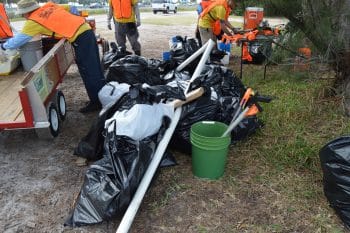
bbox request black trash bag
[246,39,272,65]
[210,49,226,63]
[161,69,192,84]
[169,35,200,74]
[319,136,350,230]
[129,83,186,104]
[106,55,163,85]
[169,65,261,154]
[74,82,186,160]
[73,93,130,160]
[170,91,219,154]
[102,42,133,70]
[66,132,158,227]
[158,59,179,76]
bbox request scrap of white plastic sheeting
[98,82,130,108]
[104,103,174,141]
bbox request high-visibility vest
[111,0,133,19]
[29,2,85,38]
[200,0,231,35]
[0,3,13,39]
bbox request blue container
[218,42,231,53]
[162,51,171,61]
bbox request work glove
[107,23,112,30]
[136,20,141,27]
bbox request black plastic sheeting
[319,136,350,230]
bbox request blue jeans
[72,29,105,103]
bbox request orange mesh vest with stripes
[28,2,85,38]
[111,0,132,19]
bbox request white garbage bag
[98,82,130,108]
[105,103,174,141]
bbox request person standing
[1,0,106,113]
[107,0,141,56]
[198,0,236,47]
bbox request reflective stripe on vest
[29,2,85,38]
[111,0,132,19]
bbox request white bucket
[19,38,43,71]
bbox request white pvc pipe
[116,39,215,233]
[175,40,209,72]
[221,107,249,137]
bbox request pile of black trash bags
[320,136,350,230]
[65,37,263,227]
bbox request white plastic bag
[98,82,130,108]
[105,103,174,141]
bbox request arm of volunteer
[220,19,233,36]
[107,0,113,29]
[134,3,141,27]
[2,32,33,50]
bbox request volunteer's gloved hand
[107,23,112,30]
[136,20,141,27]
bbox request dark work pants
[72,29,106,103]
[114,22,141,53]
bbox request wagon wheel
[35,102,60,139]
[55,90,66,121]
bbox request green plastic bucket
[190,121,231,179]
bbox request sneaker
[79,101,102,113]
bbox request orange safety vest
[28,2,85,38]
[0,3,13,39]
[111,0,133,19]
[200,0,231,36]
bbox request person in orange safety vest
[197,0,236,48]
[107,0,141,56]
[0,0,106,113]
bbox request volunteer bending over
[0,0,106,113]
[198,0,236,48]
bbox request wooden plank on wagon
[0,73,25,122]
[0,95,22,121]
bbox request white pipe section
[221,107,249,137]
[175,40,209,72]
[116,39,215,233]
[188,40,214,86]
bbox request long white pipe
[175,40,209,72]
[116,39,215,233]
[221,107,249,137]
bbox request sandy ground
[0,17,200,233]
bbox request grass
[139,13,350,232]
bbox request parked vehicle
[151,0,177,14]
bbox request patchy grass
[131,14,350,232]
